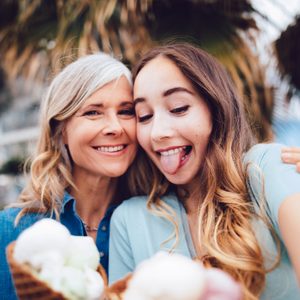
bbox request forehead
[83,76,133,105]
[134,56,194,97]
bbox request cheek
[64,126,77,145]
[192,130,212,154]
[122,119,137,141]
[137,126,150,150]
[190,112,212,140]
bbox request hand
[281,147,300,173]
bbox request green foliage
[0,0,275,141]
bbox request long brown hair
[132,43,267,300]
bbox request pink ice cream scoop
[201,268,242,300]
[121,252,242,300]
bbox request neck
[178,178,204,257]
[177,177,203,215]
[70,174,118,226]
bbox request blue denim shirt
[0,192,118,300]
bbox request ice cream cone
[105,274,132,300]
[6,241,108,300]
[97,264,108,287]
[6,241,66,299]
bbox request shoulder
[112,194,180,221]
[245,143,300,233]
[0,208,22,239]
[0,207,45,227]
[0,207,21,224]
[117,195,149,210]
[111,194,181,233]
[0,207,45,245]
[244,143,299,188]
[112,195,148,221]
[244,143,283,166]
[111,196,152,229]
[243,143,293,192]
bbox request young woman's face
[134,56,212,185]
[63,76,137,180]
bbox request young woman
[0,53,138,299]
[109,44,300,300]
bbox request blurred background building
[0,0,300,207]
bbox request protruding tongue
[160,152,181,175]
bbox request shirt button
[101,225,107,231]
[100,252,105,258]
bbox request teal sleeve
[245,143,300,236]
[109,203,134,284]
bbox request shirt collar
[60,190,121,216]
[105,203,119,218]
[61,191,75,214]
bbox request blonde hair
[132,44,275,300]
[14,53,133,220]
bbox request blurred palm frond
[0,0,153,81]
[143,0,273,141]
[275,15,300,98]
[0,0,274,141]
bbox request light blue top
[109,143,300,299]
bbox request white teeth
[97,145,125,153]
[160,146,185,156]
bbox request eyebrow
[163,87,194,97]
[134,87,194,106]
[82,101,133,109]
[133,97,145,105]
[119,101,134,106]
[84,104,103,109]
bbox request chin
[100,164,131,178]
[162,164,199,185]
[108,168,129,178]
[164,173,193,186]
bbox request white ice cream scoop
[66,236,100,270]
[84,267,105,300]
[123,252,206,300]
[12,218,105,300]
[13,218,71,264]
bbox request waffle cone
[105,274,132,300]
[6,241,108,300]
[6,242,66,299]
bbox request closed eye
[138,114,152,123]
[170,105,190,114]
[119,108,135,116]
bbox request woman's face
[134,56,212,185]
[63,76,137,180]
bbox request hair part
[132,43,271,300]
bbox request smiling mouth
[93,145,127,153]
[158,146,192,158]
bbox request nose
[102,113,124,136]
[150,114,173,142]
